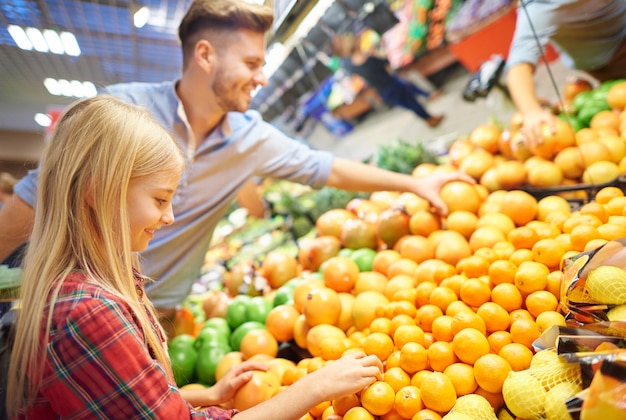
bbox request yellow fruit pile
[502,349,583,420]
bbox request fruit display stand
[169,81,626,419]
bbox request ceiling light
[7,25,32,50]
[70,80,84,97]
[58,79,73,97]
[26,27,48,52]
[34,113,52,127]
[83,82,97,97]
[44,78,61,96]
[43,30,64,54]
[133,6,150,28]
[60,32,81,56]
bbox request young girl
[6,96,383,419]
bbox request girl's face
[126,170,180,252]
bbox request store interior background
[0,0,579,177]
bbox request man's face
[211,29,268,113]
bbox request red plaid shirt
[18,272,236,419]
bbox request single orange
[514,261,549,294]
[372,250,401,277]
[363,331,395,362]
[394,385,423,419]
[490,283,523,313]
[323,256,360,292]
[383,366,411,392]
[415,281,438,307]
[361,381,396,416]
[332,393,360,416]
[498,342,534,372]
[419,371,458,413]
[399,342,428,374]
[455,255,491,278]
[450,310,487,336]
[427,340,458,372]
[343,406,375,420]
[416,304,444,333]
[473,353,512,393]
[459,277,492,308]
[487,330,513,354]
[387,258,419,279]
[452,327,490,365]
[510,318,542,349]
[303,286,342,327]
[393,324,425,349]
[240,329,279,360]
[266,304,299,343]
[476,301,510,333]
[353,271,388,295]
[431,315,454,342]
[525,290,559,318]
[429,286,459,312]
[443,362,478,396]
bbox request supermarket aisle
[306,59,578,162]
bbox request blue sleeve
[13,168,39,207]
[506,3,554,70]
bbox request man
[0,0,471,330]
[506,0,626,145]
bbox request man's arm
[506,63,557,146]
[325,157,474,216]
[0,194,34,261]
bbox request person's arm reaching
[506,62,557,146]
[325,157,475,216]
[0,194,34,261]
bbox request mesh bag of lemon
[560,238,626,324]
[502,348,583,420]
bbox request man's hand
[520,109,558,152]
[413,171,476,216]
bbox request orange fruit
[370,317,393,335]
[509,248,534,266]
[431,315,454,342]
[319,337,349,361]
[580,201,610,223]
[456,255,490,278]
[215,351,244,382]
[303,286,342,327]
[383,366,411,392]
[394,385,424,419]
[309,400,331,418]
[393,324,425,349]
[337,292,355,332]
[476,302,510,333]
[233,370,281,410]
[361,381,396,416]
[445,210,479,239]
[409,210,442,237]
[389,314,416,337]
[535,310,566,333]
[487,331,513,354]
[293,314,311,349]
[439,181,482,214]
[459,277,492,308]
[372,250,401,276]
[525,290,559,318]
[240,329,279,360]
[473,353,512,393]
[439,275,466,298]
[510,319,542,349]
[363,331,395,362]
[451,310,487,336]
[293,278,325,313]
[500,190,538,226]
[416,304,444,333]
[597,222,626,241]
[488,259,517,285]
[514,261,549,294]
[509,309,535,324]
[323,256,360,292]
[498,342,534,372]
[282,365,307,386]
[452,327,490,365]
[332,393,360,416]
[490,283,523,312]
[507,226,540,250]
[352,291,390,331]
[354,271,388,295]
[266,304,299,343]
[474,386,505,412]
[445,299,473,317]
[413,409,443,420]
[343,406,375,420]
[398,235,436,264]
[469,226,507,252]
[413,259,457,285]
[384,274,417,300]
[443,362,478,397]
[595,186,624,204]
[391,288,418,305]
[385,350,402,370]
[387,258,419,278]
[415,281,437,307]
[608,196,626,215]
[419,371,458,413]
[427,340,458,372]
[399,342,428,374]
[429,286,459,312]
[435,231,473,266]
[536,195,571,221]
[306,324,347,358]
[531,238,565,270]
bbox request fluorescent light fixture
[83,82,97,97]
[35,113,52,127]
[43,29,64,54]
[7,25,32,50]
[60,32,81,56]
[133,6,150,28]
[44,78,97,98]
[26,27,48,52]
[43,78,61,96]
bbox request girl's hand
[209,359,269,404]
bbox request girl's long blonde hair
[6,95,185,415]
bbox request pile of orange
[214,181,626,419]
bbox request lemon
[607,304,626,321]
[586,265,626,305]
[449,394,497,420]
[502,370,547,419]
[545,381,581,420]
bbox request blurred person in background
[0,172,18,210]
[506,0,626,145]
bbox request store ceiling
[0,0,355,135]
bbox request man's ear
[195,39,215,72]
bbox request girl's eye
[156,198,167,206]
